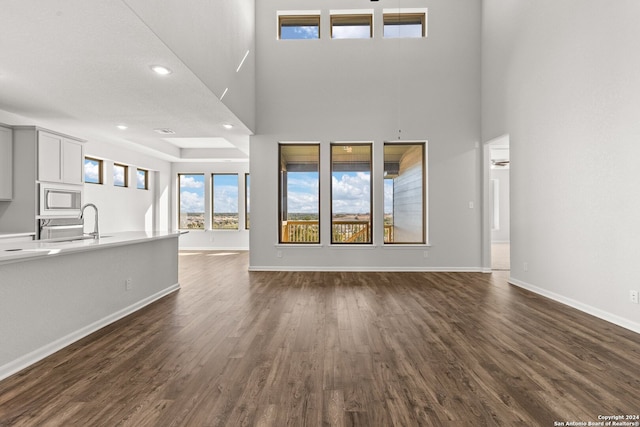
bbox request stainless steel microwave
[39,184,82,217]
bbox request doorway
[485,135,510,271]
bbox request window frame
[113,163,128,188]
[211,173,239,230]
[383,11,427,38]
[278,14,321,40]
[137,168,149,190]
[383,141,427,245]
[330,142,373,245]
[330,14,373,39]
[178,173,205,230]
[84,157,103,185]
[278,143,321,244]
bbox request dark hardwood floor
[1,250,639,426]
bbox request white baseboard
[248,265,484,272]
[509,277,640,335]
[0,284,180,382]
[179,247,249,251]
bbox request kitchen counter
[0,231,36,240]
[0,230,181,265]
[0,231,182,380]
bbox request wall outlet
[276,250,282,258]
[523,262,529,272]
[630,290,639,304]
[423,250,429,258]
[125,278,132,291]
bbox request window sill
[382,243,432,249]
[329,244,377,250]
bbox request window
[212,174,239,230]
[331,14,373,39]
[331,143,372,244]
[137,168,149,190]
[279,15,320,40]
[179,174,205,230]
[279,144,320,243]
[245,173,250,230]
[383,12,426,38]
[84,157,103,184]
[113,163,128,187]
[384,143,426,244]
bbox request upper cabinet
[0,125,13,200]
[38,130,84,185]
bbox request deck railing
[281,220,395,243]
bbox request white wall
[172,161,250,250]
[251,0,482,270]
[490,168,510,243]
[482,0,640,332]
[83,140,172,234]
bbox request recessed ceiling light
[223,124,233,129]
[150,65,172,75]
[116,124,128,130]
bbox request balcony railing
[281,220,394,243]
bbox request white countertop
[0,232,36,239]
[0,231,182,265]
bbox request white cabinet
[38,131,84,185]
[0,126,12,200]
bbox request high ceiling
[0,0,253,162]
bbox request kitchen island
[0,231,181,381]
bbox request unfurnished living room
[1,0,639,426]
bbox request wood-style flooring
[1,251,639,426]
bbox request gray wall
[482,0,640,331]
[250,0,482,270]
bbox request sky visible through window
[286,171,319,215]
[331,171,371,214]
[281,25,319,40]
[113,164,127,187]
[333,25,370,39]
[137,170,147,189]
[384,23,423,38]
[84,158,100,183]
[180,174,204,214]
[213,174,238,214]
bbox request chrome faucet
[80,203,99,239]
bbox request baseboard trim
[248,265,484,272]
[179,247,249,251]
[509,277,640,335]
[0,283,180,382]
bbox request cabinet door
[62,139,84,185]
[0,126,12,200]
[38,131,62,183]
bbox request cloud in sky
[332,25,370,39]
[213,185,238,213]
[137,170,146,189]
[287,172,319,213]
[180,175,205,213]
[84,160,99,183]
[332,172,371,214]
[180,175,204,189]
[113,165,126,186]
[180,191,204,213]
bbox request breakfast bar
[0,231,181,381]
